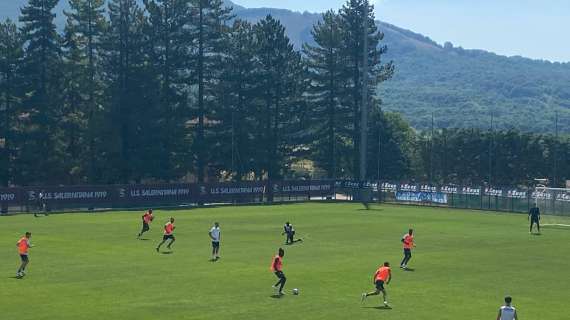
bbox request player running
[282,222,302,245]
[209,222,221,261]
[16,232,32,278]
[361,261,392,307]
[497,296,518,320]
[270,248,287,296]
[137,209,154,239]
[529,204,541,234]
[400,228,415,269]
[156,217,176,252]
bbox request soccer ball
[292,288,299,295]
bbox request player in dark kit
[270,248,287,296]
[156,217,176,252]
[529,204,541,234]
[282,222,302,245]
[34,191,48,217]
[137,209,154,239]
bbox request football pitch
[1,203,569,320]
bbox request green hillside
[2,0,569,132]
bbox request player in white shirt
[209,222,221,261]
[497,296,518,320]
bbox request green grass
[1,203,569,320]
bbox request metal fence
[334,181,570,216]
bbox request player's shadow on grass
[357,208,384,212]
[138,238,151,241]
[269,294,284,299]
[402,268,415,272]
[363,306,392,310]
[160,251,174,255]
[531,233,542,236]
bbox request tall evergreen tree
[0,20,24,186]
[19,0,63,184]
[339,0,394,179]
[144,0,194,181]
[63,0,107,183]
[214,19,259,180]
[253,15,305,187]
[303,10,349,179]
[104,0,152,183]
[190,0,233,182]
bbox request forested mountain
[3,0,569,133]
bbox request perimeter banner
[115,184,193,203]
[0,188,21,204]
[273,180,334,197]
[23,186,114,204]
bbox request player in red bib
[361,262,392,307]
[16,232,32,278]
[137,209,154,239]
[156,217,176,252]
[270,248,286,296]
[400,228,415,269]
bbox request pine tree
[190,0,233,182]
[0,20,24,186]
[339,0,394,179]
[19,0,64,184]
[104,0,152,183]
[144,0,194,181]
[253,15,305,189]
[214,19,259,180]
[303,10,349,179]
[63,0,107,183]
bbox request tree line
[0,0,568,187]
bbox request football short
[20,254,29,262]
[375,280,385,291]
[142,223,150,231]
[212,241,220,248]
[163,234,175,241]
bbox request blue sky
[233,0,570,62]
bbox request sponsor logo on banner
[440,186,458,194]
[381,182,397,192]
[396,191,448,204]
[0,192,17,202]
[462,187,480,195]
[400,184,417,192]
[507,190,527,199]
[484,188,503,196]
[128,188,190,197]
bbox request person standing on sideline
[209,222,221,261]
[156,218,176,252]
[34,190,48,217]
[270,248,287,296]
[361,261,392,307]
[16,232,32,278]
[529,204,541,234]
[137,209,154,239]
[400,229,415,269]
[496,296,518,320]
